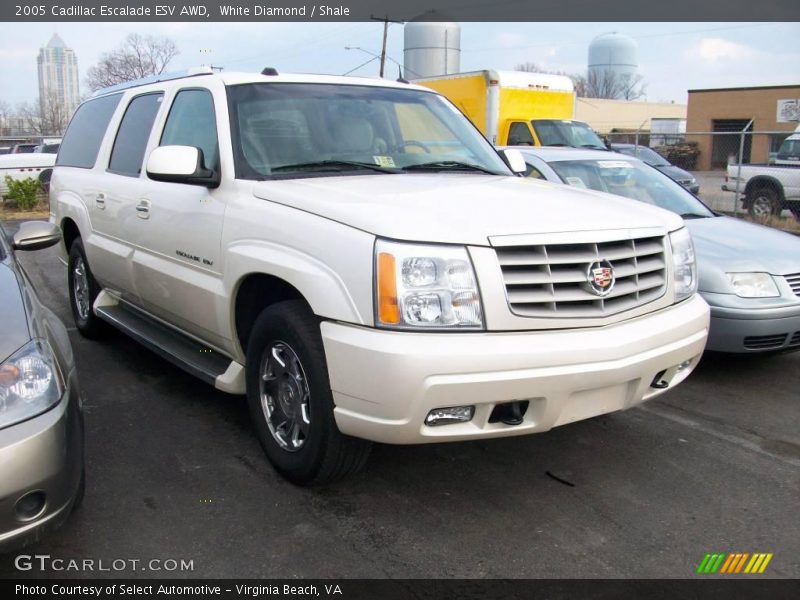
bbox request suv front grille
[495,236,668,318]
[785,273,800,297]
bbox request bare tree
[15,92,71,136]
[583,69,646,100]
[515,61,546,73]
[86,34,179,91]
[0,100,10,135]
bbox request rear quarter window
[56,93,122,169]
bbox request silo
[403,21,461,80]
[588,32,638,89]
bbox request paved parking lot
[1,220,798,579]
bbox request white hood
[252,174,684,246]
[0,153,56,169]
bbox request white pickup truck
[723,163,800,218]
[52,68,709,484]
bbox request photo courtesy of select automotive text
[0,0,798,597]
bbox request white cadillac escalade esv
[51,67,710,484]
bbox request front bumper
[0,371,83,553]
[704,298,800,353]
[322,295,709,444]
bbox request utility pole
[370,14,404,78]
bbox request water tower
[588,32,638,92]
[403,21,461,80]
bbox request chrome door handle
[135,201,150,219]
[95,193,105,209]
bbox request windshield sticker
[565,176,587,188]
[373,155,396,168]
[597,161,633,169]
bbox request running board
[94,297,245,394]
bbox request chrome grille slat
[496,235,668,318]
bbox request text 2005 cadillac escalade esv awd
[51,68,709,484]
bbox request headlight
[0,339,64,430]
[727,272,780,298]
[669,227,697,302]
[375,239,483,330]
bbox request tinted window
[109,93,164,176]
[508,122,534,145]
[57,94,122,168]
[160,89,219,170]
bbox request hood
[251,174,684,246]
[0,263,31,361]
[686,216,800,285]
[656,165,694,182]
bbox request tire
[747,187,781,218]
[67,238,108,339]
[245,300,371,485]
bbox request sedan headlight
[727,272,780,298]
[375,239,483,329]
[0,339,64,430]
[669,227,697,302]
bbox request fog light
[677,360,692,372]
[425,405,474,426]
[15,491,46,521]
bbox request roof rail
[92,66,215,97]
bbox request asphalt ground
[1,220,798,579]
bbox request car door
[130,87,227,348]
[88,92,165,300]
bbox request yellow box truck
[414,70,607,150]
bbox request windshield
[777,139,800,158]
[227,83,510,179]
[548,158,714,218]
[531,120,606,150]
[614,145,669,167]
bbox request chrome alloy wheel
[751,195,773,217]
[72,256,91,320]
[258,341,311,452]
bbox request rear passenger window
[56,93,122,169]
[160,89,219,170]
[108,93,164,176]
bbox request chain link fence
[604,128,800,222]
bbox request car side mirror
[12,221,62,251]
[146,145,220,188]
[501,148,527,174]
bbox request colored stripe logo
[696,552,773,574]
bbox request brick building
[686,84,800,170]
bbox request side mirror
[12,221,62,251]
[146,145,220,188]
[501,148,527,174]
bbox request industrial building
[575,98,686,135]
[686,84,800,170]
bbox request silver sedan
[0,221,84,552]
[512,147,800,353]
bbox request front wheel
[245,300,371,485]
[747,187,781,217]
[67,238,108,339]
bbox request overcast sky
[0,21,798,107]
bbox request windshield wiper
[271,160,398,174]
[402,161,503,175]
[679,212,710,219]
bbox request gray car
[515,147,800,353]
[611,143,700,195]
[0,221,84,552]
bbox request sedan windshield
[548,158,714,218]
[531,120,606,150]
[227,83,510,179]
[613,145,670,167]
